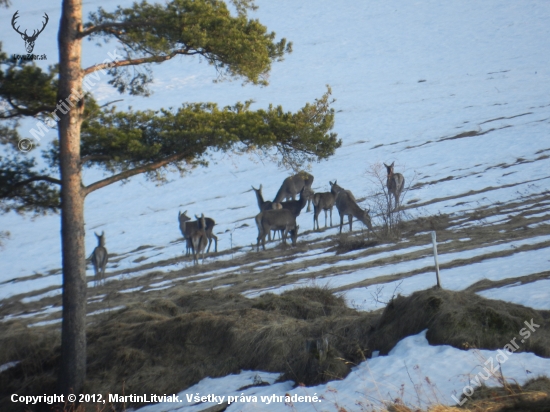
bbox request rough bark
[57,0,87,396]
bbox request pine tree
[0,0,341,396]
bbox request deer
[190,214,208,265]
[255,209,299,251]
[273,171,315,212]
[384,162,405,212]
[311,180,349,230]
[280,187,308,217]
[178,211,218,256]
[252,185,284,240]
[335,190,373,234]
[11,11,49,54]
[251,184,275,212]
[313,191,336,230]
[91,232,108,287]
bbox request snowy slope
[1,0,550,409]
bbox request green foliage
[0,1,339,213]
[86,0,292,94]
[0,46,58,120]
[68,86,340,177]
[0,153,60,214]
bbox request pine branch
[84,152,186,195]
[79,20,157,38]
[2,175,61,198]
[83,48,197,75]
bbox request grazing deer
[190,214,208,265]
[273,171,314,212]
[384,162,405,212]
[335,190,373,234]
[11,11,49,54]
[255,209,299,251]
[178,211,218,255]
[91,232,108,287]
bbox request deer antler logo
[11,11,49,54]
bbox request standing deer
[178,211,218,255]
[273,171,314,212]
[313,191,336,230]
[252,185,283,240]
[190,214,208,265]
[11,11,49,54]
[251,184,274,211]
[91,232,108,287]
[280,187,308,217]
[335,190,373,234]
[384,162,405,212]
[311,180,348,230]
[255,209,299,251]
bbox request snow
[1,0,550,409]
[134,331,550,411]
[478,279,550,310]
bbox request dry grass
[2,287,550,412]
[369,287,550,358]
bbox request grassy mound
[1,286,549,411]
[369,287,550,357]
[0,287,378,411]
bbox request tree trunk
[58,0,86,396]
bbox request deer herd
[89,163,405,284]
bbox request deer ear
[384,163,388,167]
[391,161,395,167]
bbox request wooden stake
[431,231,442,288]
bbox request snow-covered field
[1,0,550,410]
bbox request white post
[431,231,442,288]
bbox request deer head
[94,231,105,247]
[12,11,49,53]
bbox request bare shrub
[365,162,416,241]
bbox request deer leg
[313,206,319,230]
[339,214,344,233]
[348,215,353,232]
[212,234,218,253]
[329,207,333,227]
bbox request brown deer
[91,232,108,287]
[252,185,283,240]
[190,214,208,265]
[335,190,373,234]
[178,211,218,255]
[251,184,274,212]
[384,162,405,212]
[273,171,314,212]
[311,180,349,230]
[255,209,299,251]
[313,191,336,230]
[280,187,308,217]
[11,11,49,53]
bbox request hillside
[1,0,550,411]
